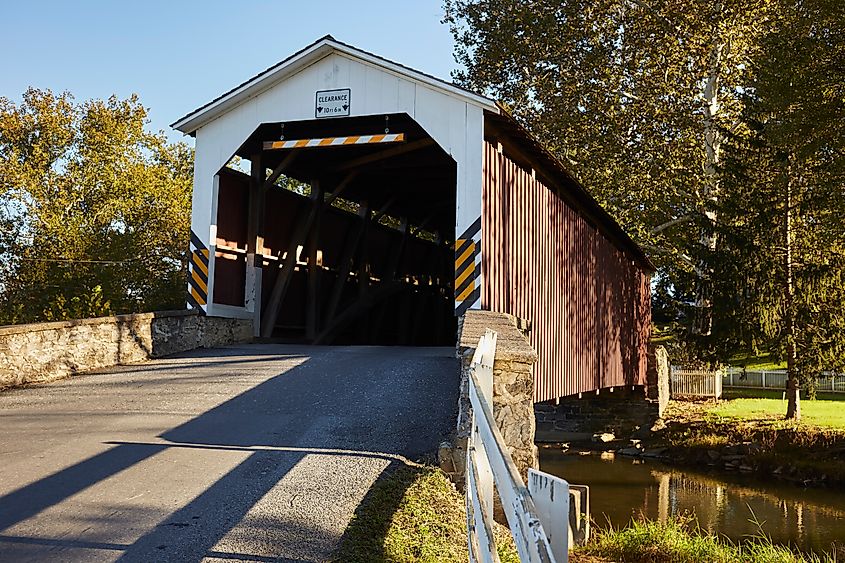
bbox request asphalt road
[0,344,459,562]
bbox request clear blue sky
[1,1,459,143]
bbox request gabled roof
[171,35,498,135]
[172,36,652,270]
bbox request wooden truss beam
[259,171,357,338]
[259,190,319,337]
[324,171,358,206]
[305,183,324,340]
[245,153,266,316]
[314,281,406,344]
[333,138,435,172]
[370,195,399,224]
[263,152,300,190]
[324,202,368,326]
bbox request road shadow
[0,345,459,562]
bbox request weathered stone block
[646,343,670,417]
[448,310,539,488]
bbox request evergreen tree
[712,0,845,418]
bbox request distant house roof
[171,35,498,134]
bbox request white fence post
[467,330,497,563]
[716,369,722,399]
[528,469,569,562]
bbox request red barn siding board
[481,142,651,402]
[213,171,249,306]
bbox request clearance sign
[315,88,351,118]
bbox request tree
[710,0,845,418]
[443,0,775,334]
[0,88,193,324]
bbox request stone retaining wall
[535,387,660,439]
[534,343,670,441]
[0,310,253,389]
[441,310,539,485]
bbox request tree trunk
[693,39,724,337]
[784,159,800,420]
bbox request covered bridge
[172,35,653,401]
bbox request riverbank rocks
[536,387,661,442]
[642,447,667,458]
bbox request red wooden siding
[481,142,651,401]
[213,170,249,306]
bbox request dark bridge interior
[212,113,457,345]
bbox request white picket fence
[466,329,570,562]
[670,368,723,399]
[722,368,845,393]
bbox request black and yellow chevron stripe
[454,217,481,317]
[187,231,209,313]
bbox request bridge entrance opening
[212,113,457,345]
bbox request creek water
[540,448,845,555]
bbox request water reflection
[540,449,845,554]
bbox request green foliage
[444,0,773,272]
[706,0,845,379]
[664,399,845,486]
[0,88,193,323]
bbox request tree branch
[651,215,693,235]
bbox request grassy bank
[663,399,845,486]
[723,388,845,402]
[727,351,786,371]
[713,393,845,428]
[334,464,519,562]
[335,463,839,562]
[576,517,836,562]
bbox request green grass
[723,389,845,402]
[709,397,845,428]
[664,399,845,486]
[338,463,841,562]
[577,516,833,562]
[727,351,786,371]
[650,324,677,345]
[334,464,518,562]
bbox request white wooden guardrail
[466,329,570,563]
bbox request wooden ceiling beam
[332,138,435,172]
[262,151,300,191]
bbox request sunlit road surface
[0,344,458,562]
